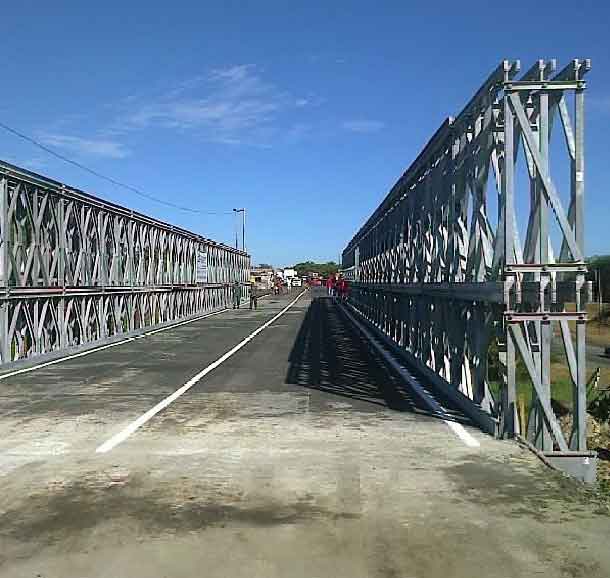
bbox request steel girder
[0,161,250,365]
[342,59,595,478]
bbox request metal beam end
[544,452,597,484]
[502,60,520,83]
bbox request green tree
[293,261,339,278]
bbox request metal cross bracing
[0,160,250,366]
[342,59,596,480]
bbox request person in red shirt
[326,275,335,297]
[338,276,349,300]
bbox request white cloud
[342,120,385,133]
[294,94,325,108]
[21,157,49,172]
[39,134,130,159]
[285,122,312,143]
[1,155,49,172]
[118,65,289,144]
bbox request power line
[0,121,234,215]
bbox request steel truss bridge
[342,59,595,480]
[0,161,249,366]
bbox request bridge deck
[1,292,608,577]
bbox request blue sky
[0,0,608,266]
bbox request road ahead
[1,291,609,578]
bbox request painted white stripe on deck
[444,419,480,447]
[0,309,228,381]
[96,290,306,454]
[339,301,480,448]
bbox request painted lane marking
[0,308,228,381]
[96,290,307,453]
[445,419,480,448]
[339,301,480,448]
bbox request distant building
[251,267,274,290]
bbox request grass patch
[488,338,610,424]
[564,302,610,348]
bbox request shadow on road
[285,296,430,413]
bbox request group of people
[273,278,289,295]
[232,280,258,310]
[325,274,349,299]
[231,273,349,311]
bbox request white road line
[444,419,480,448]
[0,308,228,381]
[339,301,480,448]
[96,290,306,454]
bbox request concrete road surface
[1,291,609,578]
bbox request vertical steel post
[539,89,552,451]
[58,196,67,349]
[503,91,517,437]
[574,83,587,450]
[0,176,9,363]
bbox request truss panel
[0,161,250,365]
[342,59,594,470]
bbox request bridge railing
[343,59,595,479]
[0,161,250,365]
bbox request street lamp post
[234,214,238,250]
[233,208,246,252]
[597,267,603,326]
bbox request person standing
[326,275,334,297]
[249,285,258,310]
[232,280,241,309]
[338,276,349,300]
